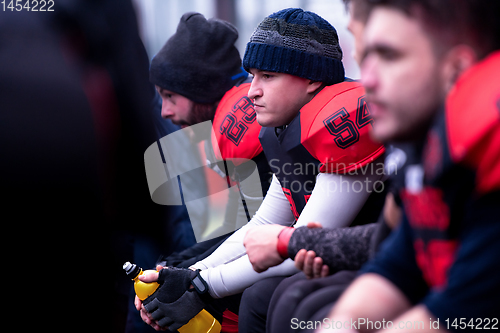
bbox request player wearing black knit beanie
[138,12,273,332]
[150,12,247,104]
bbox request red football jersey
[445,51,500,195]
[259,80,385,220]
[300,81,385,173]
[211,83,263,166]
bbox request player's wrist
[277,227,295,259]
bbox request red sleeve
[445,51,500,195]
[211,83,263,166]
[300,82,385,173]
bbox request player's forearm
[282,171,384,270]
[200,256,299,298]
[376,305,447,333]
[288,223,378,271]
[326,273,412,333]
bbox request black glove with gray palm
[142,267,213,331]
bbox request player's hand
[295,249,330,279]
[294,222,329,279]
[142,266,211,332]
[134,265,167,331]
[244,224,287,272]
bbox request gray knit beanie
[150,12,247,104]
[243,8,344,85]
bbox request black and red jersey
[403,51,500,290]
[259,81,385,221]
[211,83,264,165]
[210,82,271,193]
[362,51,500,323]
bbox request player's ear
[306,80,323,94]
[441,44,477,93]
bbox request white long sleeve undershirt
[192,170,384,298]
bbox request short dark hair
[367,0,500,59]
[342,0,375,24]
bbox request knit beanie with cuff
[243,8,345,86]
[150,12,247,104]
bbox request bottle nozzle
[123,261,141,278]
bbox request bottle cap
[123,261,141,278]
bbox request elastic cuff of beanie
[243,42,344,86]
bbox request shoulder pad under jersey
[300,81,385,173]
[445,51,500,194]
[211,83,263,166]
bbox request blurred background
[132,0,360,79]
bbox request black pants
[238,276,288,333]
[238,271,357,333]
[268,271,357,333]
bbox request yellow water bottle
[123,262,221,333]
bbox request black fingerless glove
[142,267,212,332]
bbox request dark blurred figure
[126,92,208,333]
[0,0,202,331]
